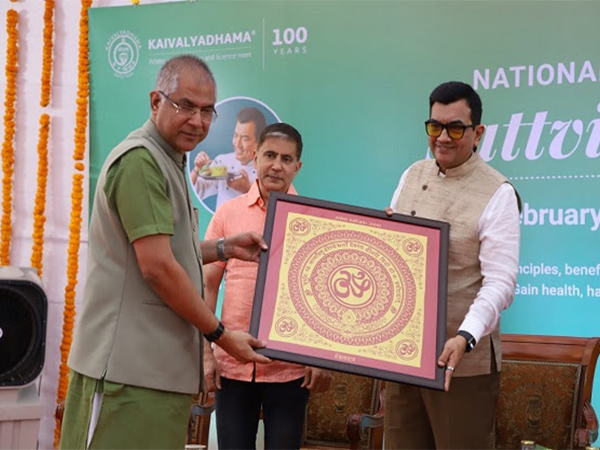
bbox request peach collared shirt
[205,181,305,382]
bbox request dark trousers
[384,369,500,449]
[215,377,309,450]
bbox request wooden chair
[297,334,599,449]
[188,391,216,447]
[187,371,385,450]
[302,372,385,450]
[494,334,600,450]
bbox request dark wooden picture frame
[250,192,449,390]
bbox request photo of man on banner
[188,98,279,213]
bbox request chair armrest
[55,400,65,422]
[190,391,216,417]
[575,400,598,447]
[346,388,386,449]
[187,392,215,445]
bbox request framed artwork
[250,193,449,390]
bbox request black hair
[236,108,267,140]
[429,81,482,125]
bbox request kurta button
[411,210,416,216]
[422,185,428,190]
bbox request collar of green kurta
[143,119,185,166]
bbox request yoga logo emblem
[106,30,141,78]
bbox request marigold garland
[30,114,50,275]
[31,0,55,277]
[54,0,92,447]
[1,10,19,266]
[40,0,55,107]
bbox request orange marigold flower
[55,1,91,447]
[1,9,19,266]
[31,113,50,275]
[40,0,55,107]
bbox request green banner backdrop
[89,0,600,422]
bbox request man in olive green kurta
[60,55,270,450]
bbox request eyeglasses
[425,120,476,140]
[158,91,218,124]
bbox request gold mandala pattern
[288,229,416,346]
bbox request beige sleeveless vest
[68,120,204,394]
[395,153,507,376]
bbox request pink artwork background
[257,200,443,382]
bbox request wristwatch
[216,237,228,262]
[204,321,225,342]
[457,330,476,352]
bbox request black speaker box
[0,267,47,387]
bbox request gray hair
[155,55,216,95]
[257,123,303,159]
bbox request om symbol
[329,266,375,307]
[395,339,419,360]
[275,317,298,337]
[402,238,424,256]
[289,218,310,236]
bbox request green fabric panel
[59,370,97,450]
[89,379,192,450]
[59,371,193,450]
[104,147,174,242]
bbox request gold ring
[446,366,455,372]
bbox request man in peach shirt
[203,123,332,449]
